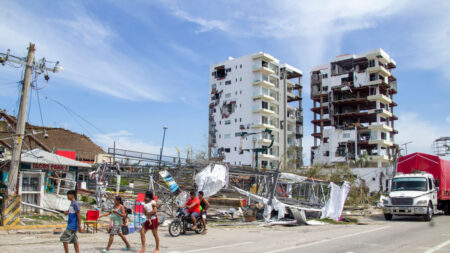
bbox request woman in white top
[138,191,159,253]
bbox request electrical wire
[45,96,106,136]
[36,89,45,128]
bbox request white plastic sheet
[42,193,71,211]
[320,181,351,221]
[195,164,228,197]
[278,173,307,184]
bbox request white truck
[383,173,437,221]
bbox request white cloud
[171,9,229,33]
[396,112,450,155]
[0,1,194,102]
[94,130,177,156]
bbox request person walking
[99,196,131,252]
[60,190,82,253]
[138,191,159,253]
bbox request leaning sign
[31,163,68,171]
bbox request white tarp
[195,164,228,197]
[278,173,307,184]
[321,181,351,221]
[42,193,71,211]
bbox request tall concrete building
[208,52,303,170]
[310,49,398,168]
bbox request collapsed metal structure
[81,147,329,218]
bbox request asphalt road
[1,214,449,253]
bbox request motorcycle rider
[182,191,201,231]
[198,191,209,235]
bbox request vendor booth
[6,149,91,214]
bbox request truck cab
[383,173,438,221]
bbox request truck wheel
[445,202,450,215]
[384,213,393,221]
[424,203,433,222]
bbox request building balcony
[253,123,276,130]
[253,65,275,75]
[253,92,275,102]
[367,65,391,77]
[369,154,391,162]
[252,106,276,115]
[287,91,296,99]
[367,79,383,86]
[260,153,277,160]
[258,138,274,145]
[287,114,296,122]
[253,80,275,89]
[368,123,393,132]
[368,139,394,147]
[252,52,276,62]
[368,108,392,118]
[367,94,392,104]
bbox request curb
[0,224,67,231]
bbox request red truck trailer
[397,152,450,214]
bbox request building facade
[310,49,398,168]
[208,52,303,170]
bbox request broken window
[226,68,231,72]
[336,145,346,157]
[224,148,230,153]
[368,59,376,67]
[370,73,377,81]
[322,73,328,79]
[225,80,231,85]
[216,68,226,79]
[225,120,231,125]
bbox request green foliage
[111,178,130,186]
[80,195,89,202]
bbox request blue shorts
[189,212,200,218]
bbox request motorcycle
[169,208,204,237]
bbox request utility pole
[158,126,168,169]
[7,43,35,195]
[0,43,62,195]
[401,141,412,156]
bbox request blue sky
[0,0,449,163]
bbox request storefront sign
[31,163,68,171]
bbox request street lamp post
[401,141,413,156]
[158,126,168,169]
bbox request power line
[45,96,106,135]
[36,89,45,128]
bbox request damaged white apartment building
[208,52,304,169]
[310,49,398,168]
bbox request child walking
[99,196,131,252]
[138,191,159,253]
[60,190,82,253]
